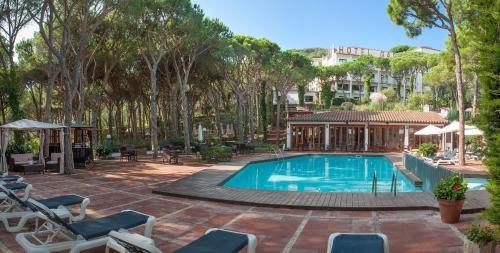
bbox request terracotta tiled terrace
[0,155,496,253]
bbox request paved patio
[0,155,496,253]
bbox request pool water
[223,155,422,192]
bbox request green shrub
[446,109,459,121]
[464,224,497,247]
[201,146,232,162]
[341,102,354,110]
[95,144,112,157]
[418,143,438,157]
[267,144,279,152]
[433,173,468,201]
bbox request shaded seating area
[0,119,66,175]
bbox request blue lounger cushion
[331,234,385,253]
[173,230,248,253]
[37,195,84,209]
[66,211,150,240]
[1,175,21,182]
[4,182,28,190]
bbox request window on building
[352,85,361,91]
[370,86,377,92]
[305,96,313,103]
[337,83,349,91]
[381,74,385,84]
[339,58,347,63]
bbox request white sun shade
[415,124,442,135]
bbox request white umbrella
[440,121,475,133]
[463,127,484,136]
[415,124,442,136]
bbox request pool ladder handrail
[371,171,377,196]
[390,172,397,197]
[272,148,285,161]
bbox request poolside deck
[0,154,495,253]
[154,153,490,212]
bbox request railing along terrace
[403,153,454,192]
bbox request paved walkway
[0,156,496,253]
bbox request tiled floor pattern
[0,156,494,253]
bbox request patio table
[19,163,44,175]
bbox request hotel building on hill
[285,44,440,105]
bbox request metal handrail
[371,171,377,196]
[390,172,397,197]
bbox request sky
[17,0,449,51]
[192,0,448,51]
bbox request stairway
[267,127,286,143]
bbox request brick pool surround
[154,153,490,212]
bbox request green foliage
[389,45,413,53]
[418,143,438,157]
[266,143,279,152]
[446,109,459,121]
[464,224,497,247]
[341,102,354,111]
[434,173,468,201]
[201,146,232,162]
[320,83,335,109]
[407,93,432,111]
[95,144,112,157]
[298,84,306,107]
[161,136,185,148]
[383,87,397,102]
[471,0,500,227]
[296,48,328,58]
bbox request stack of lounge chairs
[424,149,458,165]
[1,172,389,253]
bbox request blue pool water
[223,155,422,192]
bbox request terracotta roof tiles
[288,111,447,124]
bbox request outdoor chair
[327,233,389,253]
[120,146,131,162]
[45,152,62,172]
[0,184,89,232]
[0,182,33,208]
[105,228,257,253]
[162,149,179,164]
[0,172,23,183]
[434,149,458,165]
[16,199,156,253]
[9,153,34,171]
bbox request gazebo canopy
[463,127,484,136]
[0,119,64,130]
[415,124,442,136]
[440,121,475,134]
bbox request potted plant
[433,173,468,224]
[464,224,497,253]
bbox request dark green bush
[201,146,232,162]
[464,224,497,247]
[95,144,112,157]
[433,173,468,201]
[418,143,438,157]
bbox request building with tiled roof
[286,110,447,152]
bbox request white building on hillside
[309,44,440,100]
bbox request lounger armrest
[206,228,258,253]
[70,196,90,222]
[121,209,156,238]
[107,231,161,253]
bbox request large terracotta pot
[437,199,464,224]
[464,239,497,253]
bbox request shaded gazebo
[0,119,66,174]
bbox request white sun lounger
[106,228,257,253]
[16,199,156,253]
[0,184,89,232]
[0,182,32,211]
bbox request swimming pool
[223,155,422,192]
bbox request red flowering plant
[433,173,468,201]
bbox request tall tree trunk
[275,99,282,145]
[171,85,179,136]
[131,101,137,139]
[161,93,169,139]
[107,103,113,137]
[260,81,268,142]
[180,79,191,153]
[150,66,159,158]
[449,24,465,166]
[235,89,245,143]
[248,95,254,141]
[471,73,479,117]
[63,87,74,174]
[115,101,122,139]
